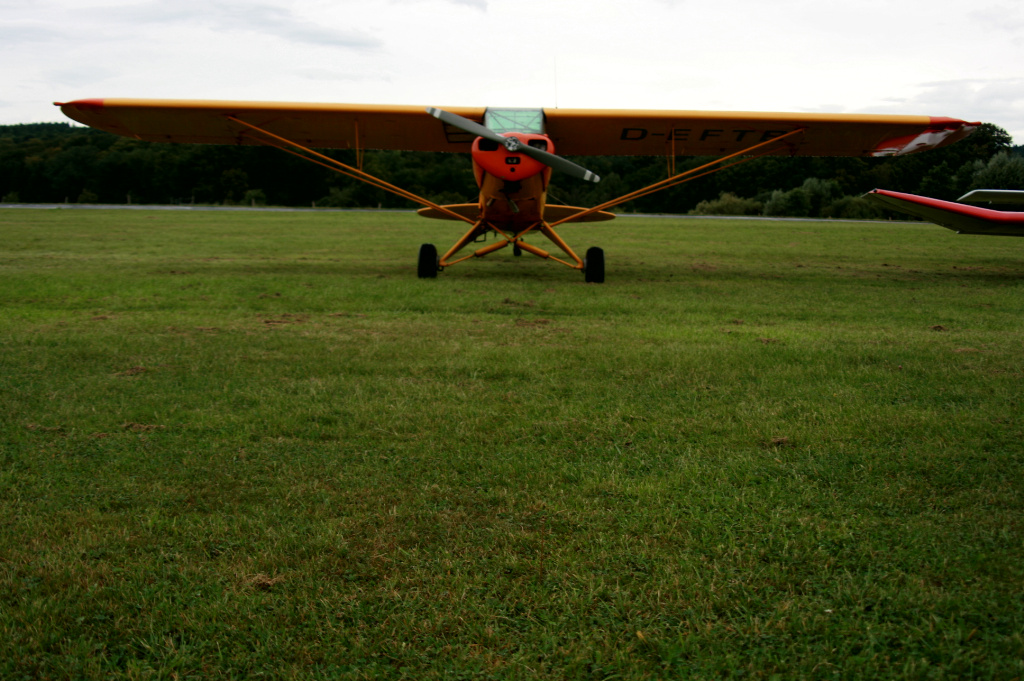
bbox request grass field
[1,207,1022,679]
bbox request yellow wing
[57,99,977,157]
[57,99,486,152]
[544,109,978,157]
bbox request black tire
[417,243,438,279]
[513,243,522,257]
[584,247,605,283]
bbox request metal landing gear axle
[416,243,605,283]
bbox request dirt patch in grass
[121,422,165,433]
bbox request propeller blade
[518,145,601,183]
[427,107,601,183]
[426,107,504,145]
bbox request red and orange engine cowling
[471,132,553,186]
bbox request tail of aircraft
[863,189,1024,237]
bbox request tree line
[1,121,1021,218]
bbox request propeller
[427,107,600,183]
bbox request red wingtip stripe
[928,116,982,129]
[58,98,106,112]
[869,189,1024,224]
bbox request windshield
[484,108,546,135]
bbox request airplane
[56,98,980,281]
[864,188,1024,236]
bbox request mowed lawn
[1,207,1022,679]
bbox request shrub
[822,195,889,220]
[243,189,267,206]
[764,188,811,217]
[688,192,762,216]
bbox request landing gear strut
[418,243,439,279]
[584,247,605,283]
[419,222,606,283]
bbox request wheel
[584,246,605,283]
[513,243,522,257]
[417,243,438,279]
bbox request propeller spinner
[427,107,600,183]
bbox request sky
[3,0,1024,143]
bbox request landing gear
[417,243,439,279]
[584,247,605,283]
[420,225,600,282]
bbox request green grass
[1,207,1022,679]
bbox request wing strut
[225,116,476,225]
[548,127,807,227]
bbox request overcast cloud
[3,0,1023,142]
